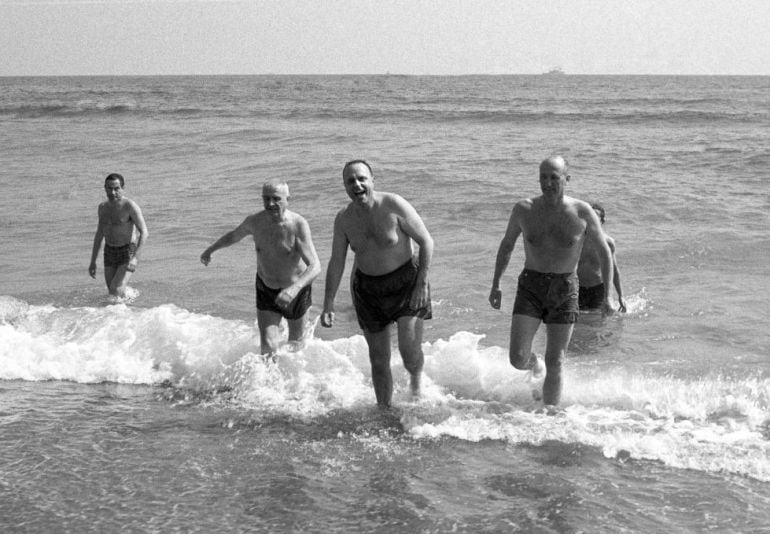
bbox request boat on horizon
[543,66,565,75]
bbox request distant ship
[543,67,565,75]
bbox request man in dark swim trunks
[489,156,614,406]
[201,180,320,357]
[321,160,434,408]
[578,203,627,312]
[89,173,148,298]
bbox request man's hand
[409,280,429,310]
[276,287,298,309]
[126,257,138,273]
[88,263,97,279]
[489,287,502,309]
[601,299,616,317]
[200,250,212,266]
[320,310,334,328]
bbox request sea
[1,74,768,533]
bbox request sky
[1,0,768,76]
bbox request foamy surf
[1,296,768,481]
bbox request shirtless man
[578,203,627,313]
[489,156,613,406]
[89,173,149,298]
[321,160,434,408]
[201,180,320,356]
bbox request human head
[104,173,124,201]
[262,180,290,219]
[105,173,124,187]
[538,155,570,196]
[342,159,372,178]
[342,160,374,204]
[591,202,606,224]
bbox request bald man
[489,156,614,406]
[201,180,321,356]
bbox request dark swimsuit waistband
[521,268,575,279]
[355,257,416,281]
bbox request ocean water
[1,75,769,532]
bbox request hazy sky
[1,0,768,76]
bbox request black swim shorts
[352,257,432,333]
[103,243,136,268]
[255,274,312,320]
[513,269,579,324]
[579,283,605,310]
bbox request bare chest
[100,205,131,226]
[345,212,400,252]
[524,211,585,250]
[256,225,296,256]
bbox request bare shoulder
[244,211,266,231]
[380,191,411,212]
[125,197,143,213]
[571,197,595,216]
[512,197,534,215]
[286,210,311,232]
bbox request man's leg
[362,325,393,408]
[108,265,133,298]
[542,323,575,406]
[509,314,542,370]
[257,309,283,356]
[286,315,308,349]
[396,315,424,397]
[103,266,117,295]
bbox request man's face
[262,184,289,219]
[104,179,123,202]
[539,161,568,197]
[343,163,373,204]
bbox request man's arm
[127,200,148,272]
[396,196,434,309]
[275,217,322,307]
[320,212,349,327]
[489,204,522,309]
[200,216,254,266]
[89,206,105,278]
[584,207,614,314]
[607,236,626,312]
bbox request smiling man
[489,156,613,407]
[201,180,320,357]
[321,160,434,408]
[89,173,148,298]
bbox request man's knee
[509,348,532,370]
[399,346,424,374]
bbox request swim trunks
[255,274,312,320]
[352,257,432,333]
[579,283,605,310]
[512,269,579,324]
[103,243,136,268]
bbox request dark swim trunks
[255,274,312,320]
[103,243,136,268]
[513,269,579,324]
[579,283,605,310]
[352,258,432,333]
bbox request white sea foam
[1,298,769,481]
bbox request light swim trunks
[579,283,605,310]
[352,257,432,333]
[103,243,136,268]
[255,274,312,320]
[513,269,579,324]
